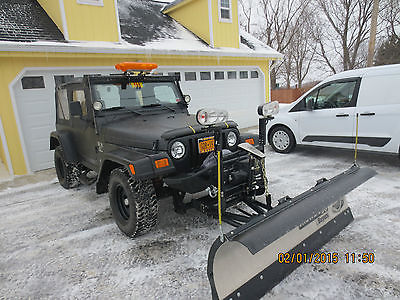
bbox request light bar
[115,62,158,72]
[196,108,229,126]
[257,101,279,117]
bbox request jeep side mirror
[70,101,83,117]
[306,99,314,111]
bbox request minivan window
[292,80,358,112]
[312,81,357,109]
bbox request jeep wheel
[109,168,158,237]
[269,126,296,153]
[54,146,79,189]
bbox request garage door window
[215,72,224,80]
[251,71,259,78]
[168,72,181,80]
[72,90,88,117]
[57,89,70,120]
[200,72,211,80]
[240,71,249,79]
[21,76,45,89]
[185,72,197,81]
[228,71,237,79]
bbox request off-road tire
[109,168,158,237]
[54,146,80,189]
[268,126,296,154]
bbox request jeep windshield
[92,82,183,111]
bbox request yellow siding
[212,0,239,48]
[37,0,64,34]
[63,0,119,42]
[167,0,210,45]
[0,51,270,175]
[0,133,5,166]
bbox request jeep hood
[101,112,199,150]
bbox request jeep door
[297,78,360,150]
[68,83,98,169]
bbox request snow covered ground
[0,146,399,299]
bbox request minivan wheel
[54,146,80,189]
[109,168,158,237]
[269,126,296,153]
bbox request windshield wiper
[101,106,142,115]
[142,103,176,113]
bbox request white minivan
[267,64,400,155]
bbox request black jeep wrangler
[50,64,265,237]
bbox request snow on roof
[0,0,64,42]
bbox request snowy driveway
[0,147,399,299]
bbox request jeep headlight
[170,141,185,159]
[227,131,237,147]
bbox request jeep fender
[96,150,175,194]
[50,131,79,163]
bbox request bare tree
[258,0,310,88]
[315,0,373,71]
[381,0,400,41]
[239,0,253,33]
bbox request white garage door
[13,68,115,172]
[158,66,265,128]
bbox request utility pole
[367,0,379,67]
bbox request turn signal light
[115,62,158,72]
[129,164,135,175]
[245,138,255,145]
[155,158,169,169]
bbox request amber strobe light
[155,158,169,169]
[115,62,158,72]
[245,138,255,145]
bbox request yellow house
[0,0,282,177]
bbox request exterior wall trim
[0,117,14,177]
[59,0,69,40]
[8,72,32,174]
[114,0,122,42]
[208,0,214,47]
[0,43,282,59]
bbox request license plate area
[198,136,215,154]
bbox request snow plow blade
[207,165,376,300]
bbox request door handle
[336,113,349,117]
[360,112,375,116]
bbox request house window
[227,71,237,79]
[200,72,211,80]
[214,72,224,80]
[240,71,249,79]
[77,0,104,6]
[21,76,45,89]
[219,0,232,22]
[251,71,259,79]
[185,72,197,81]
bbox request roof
[0,0,282,59]
[0,0,64,42]
[161,0,187,12]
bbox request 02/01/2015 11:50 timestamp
[277,252,375,264]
